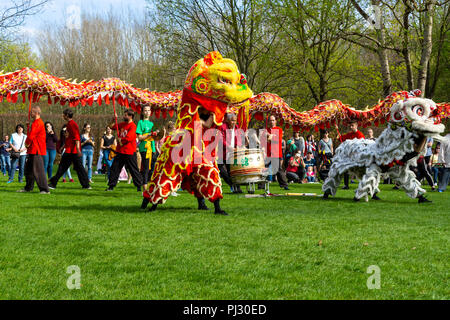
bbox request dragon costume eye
[412,105,424,117]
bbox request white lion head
[390,97,445,136]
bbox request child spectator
[306,166,316,182]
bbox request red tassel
[97,95,102,106]
[53,97,60,105]
[162,109,167,119]
[374,120,379,127]
[60,99,66,106]
[314,125,319,132]
[104,94,110,105]
[169,109,174,117]
[32,92,39,103]
[48,95,52,105]
[319,123,325,130]
[87,97,94,106]
[81,99,86,107]
[22,92,26,103]
[0,95,3,102]
[129,100,135,110]
[155,109,161,118]
[6,91,12,102]
[12,92,18,103]
[125,98,129,109]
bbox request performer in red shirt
[218,113,244,193]
[18,106,50,193]
[335,121,365,190]
[106,109,143,191]
[264,115,289,190]
[49,109,91,189]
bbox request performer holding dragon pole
[141,52,253,215]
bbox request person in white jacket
[437,133,450,192]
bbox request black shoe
[197,198,210,210]
[149,204,158,212]
[213,200,228,215]
[323,190,331,200]
[141,198,150,210]
[105,187,114,191]
[236,187,243,194]
[353,197,360,202]
[418,195,432,203]
[48,183,56,190]
[342,186,350,190]
[393,186,399,190]
[372,194,381,200]
[82,186,92,190]
[283,186,290,190]
[215,210,228,216]
[137,186,142,192]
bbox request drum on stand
[228,148,269,193]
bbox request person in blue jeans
[80,123,95,183]
[42,122,58,178]
[100,126,116,181]
[0,135,12,176]
[8,124,27,183]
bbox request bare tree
[0,0,50,40]
[148,0,281,91]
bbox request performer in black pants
[106,110,143,191]
[108,152,142,190]
[49,109,90,189]
[50,153,90,188]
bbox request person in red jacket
[335,120,365,190]
[49,109,91,189]
[17,106,50,193]
[264,115,289,190]
[106,109,143,191]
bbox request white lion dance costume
[323,94,445,203]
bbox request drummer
[218,112,244,193]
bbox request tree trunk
[417,0,436,97]
[402,0,414,91]
[374,0,392,97]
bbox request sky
[3,0,149,53]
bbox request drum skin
[229,148,266,184]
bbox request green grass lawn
[0,171,448,300]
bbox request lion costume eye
[219,77,232,85]
[412,105,424,117]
